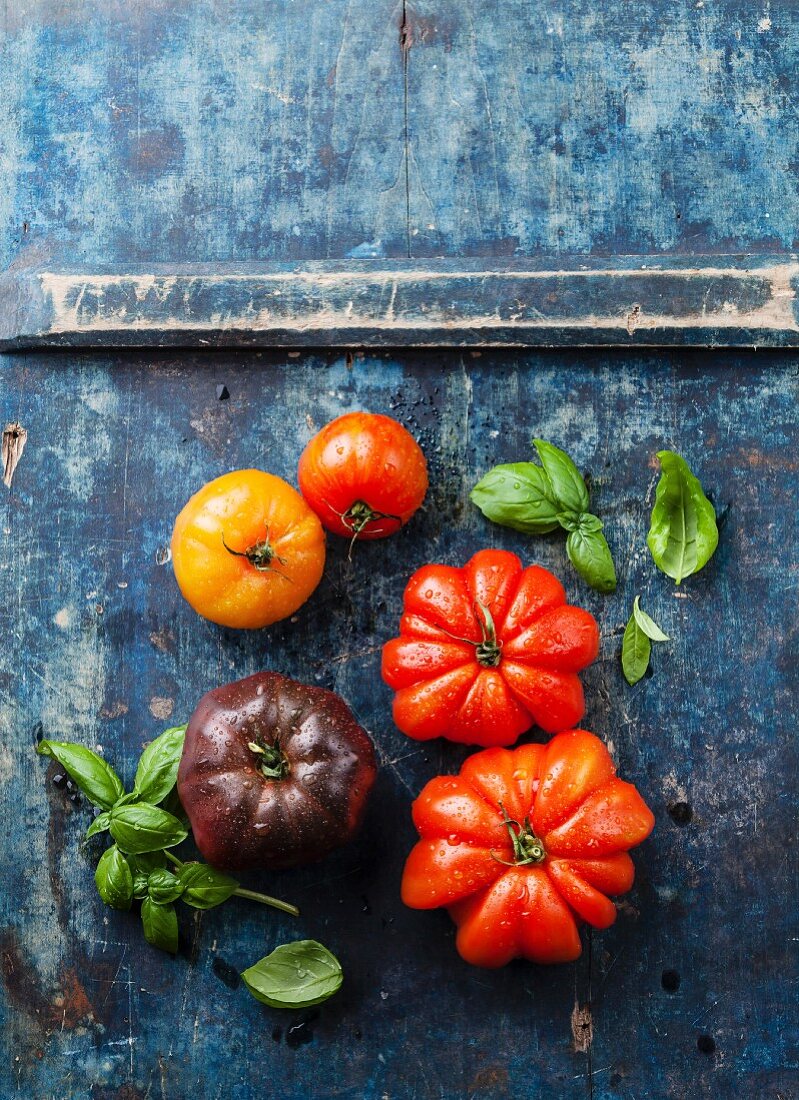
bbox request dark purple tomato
[178,671,377,872]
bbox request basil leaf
[109,802,188,854]
[129,851,167,875]
[95,844,133,911]
[242,940,343,1009]
[141,898,178,954]
[133,874,149,899]
[147,869,184,905]
[113,791,139,808]
[133,725,186,806]
[555,511,580,533]
[557,510,602,535]
[86,811,111,839]
[566,521,617,593]
[470,463,560,534]
[647,451,719,584]
[533,439,589,515]
[632,596,669,642]
[37,741,124,810]
[622,614,652,685]
[178,863,238,909]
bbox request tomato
[298,412,428,548]
[381,549,599,746]
[171,469,325,629]
[401,729,654,966]
[178,672,377,870]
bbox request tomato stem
[222,527,291,580]
[248,739,290,781]
[336,499,402,561]
[492,801,546,866]
[163,850,300,916]
[474,601,502,668]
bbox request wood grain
[1,349,796,1099]
[404,0,799,258]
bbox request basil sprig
[647,451,719,584]
[471,438,617,593]
[242,940,343,1009]
[622,596,670,685]
[36,727,300,958]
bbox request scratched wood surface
[4,1,799,270]
[1,349,797,1099]
[2,1,799,1099]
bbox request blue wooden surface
[2,1,799,1098]
[1,350,797,1099]
[4,1,799,268]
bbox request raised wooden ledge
[1,256,798,349]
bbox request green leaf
[86,812,111,839]
[109,802,188,854]
[128,851,167,875]
[647,451,719,584]
[566,521,617,593]
[95,845,133,911]
[147,869,184,905]
[141,898,178,954]
[133,874,149,900]
[113,791,139,808]
[241,940,343,1009]
[632,596,670,642]
[37,741,124,810]
[133,725,186,806]
[532,439,590,515]
[470,463,560,534]
[178,863,239,910]
[555,511,580,533]
[622,615,652,685]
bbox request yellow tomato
[171,469,326,629]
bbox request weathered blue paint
[4,2,799,268]
[3,258,799,349]
[404,0,799,258]
[1,350,797,1099]
[2,1,799,1098]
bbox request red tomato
[298,412,428,548]
[381,549,599,746]
[401,730,654,966]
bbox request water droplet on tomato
[256,684,265,696]
[424,589,433,599]
[447,834,460,846]
[512,769,528,781]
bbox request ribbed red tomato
[298,412,428,548]
[402,730,655,966]
[381,550,599,746]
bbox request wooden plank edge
[1,258,798,349]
